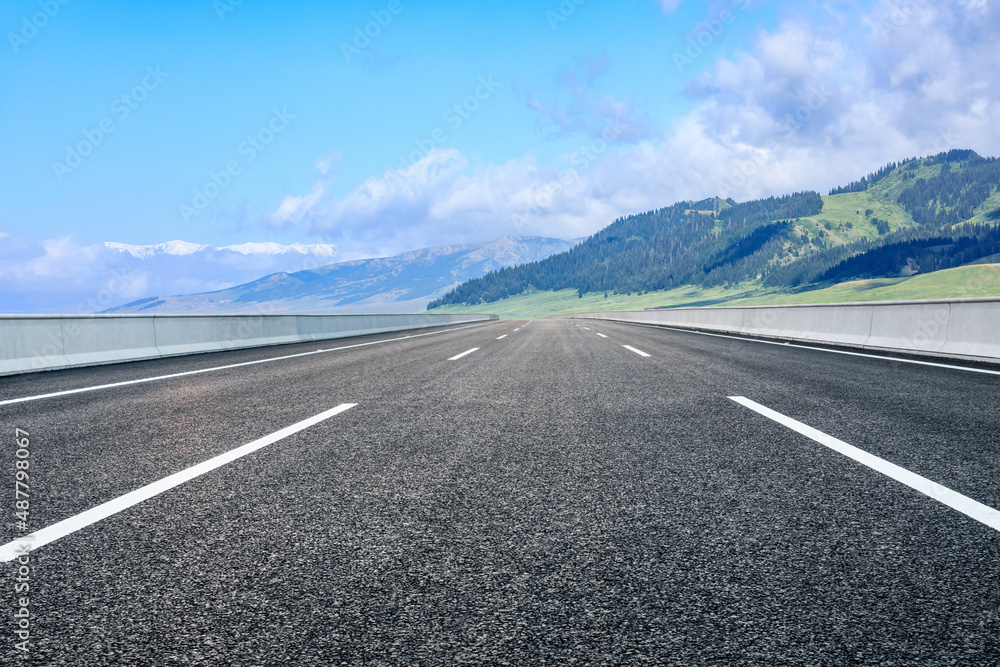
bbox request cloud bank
[269,0,1000,257]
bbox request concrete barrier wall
[0,313,497,377]
[573,297,1000,364]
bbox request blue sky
[1,0,776,248]
[3,0,999,261]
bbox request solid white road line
[729,396,1000,533]
[448,348,480,360]
[0,322,496,408]
[496,335,508,340]
[614,320,1000,377]
[623,345,651,357]
[0,403,357,562]
[596,333,608,338]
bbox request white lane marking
[513,329,521,332]
[496,335,508,340]
[623,345,651,357]
[612,321,1000,377]
[0,322,496,407]
[584,327,591,330]
[448,348,480,360]
[0,403,357,562]
[729,396,1000,533]
[596,333,608,338]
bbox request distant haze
[103,236,578,314]
[0,236,339,314]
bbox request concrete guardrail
[0,313,497,377]
[573,297,1000,364]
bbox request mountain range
[105,236,578,314]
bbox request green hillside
[429,150,1000,312]
[431,264,1000,317]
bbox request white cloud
[272,181,328,224]
[269,1,1000,255]
[267,148,625,255]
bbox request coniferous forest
[429,150,1000,308]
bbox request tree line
[428,192,822,307]
[763,223,1000,286]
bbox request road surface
[3,318,999,665]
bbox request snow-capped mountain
[104,240,210,258]
[105,236,578,314]
[220,242,338,256]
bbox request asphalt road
[2,318,1000,666]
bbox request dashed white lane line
[496,335,508,340]
[0,322,497,407]
[729,396,1000,533]
[613,320,1000,378]
[623,345,651,357]
[448,348,480,360]
[584,327,591,330]
[0,403,358,562]
[596,333,608,338]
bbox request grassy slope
[431,264,1000,316]
[731,263,1000,305]
[968,188,1000,224]
[431,284,758,317]
[785,162,935,253]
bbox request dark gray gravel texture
[2,318,999,665]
